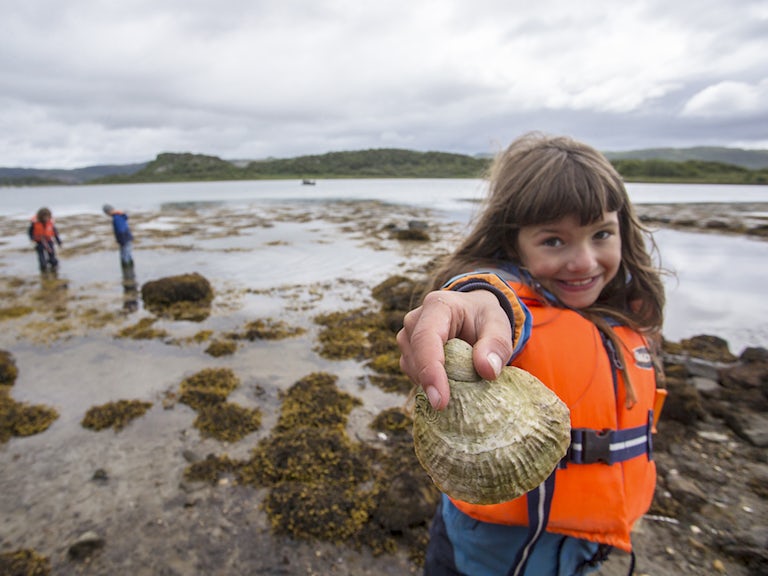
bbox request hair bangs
[508,152,626,228]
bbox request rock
[371,275,424,312]
[140,272,214,320]
[723,410,768,447]
[68,531,105,560]
[691,376,720,394]
[696,430,730,443]
[141,272,213,307]
[714,526,768,572]
[662,377,705,425]
[373,471,438,531]
[740,347,768,363]
[664,469,708,511]
[91,468,109,483]
[718,360,768,410]
[679,335,738,363]
[407,220,429,231]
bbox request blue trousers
[119,241,133,265]
[425,495,609,576]
[35,241,58,271]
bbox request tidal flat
[1,199,766,575]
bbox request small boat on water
[301,179,316,186]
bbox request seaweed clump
[0,305,34,321]
[178,367,240,410]
[1,351,59,443]
[0,349,19,386]
[184,453,241,485]
[116,317,168,340]
[81,399,153,432]
[204,339,237,357]
[194,403,262,442]
[183,371,437,563]
[0,388,59,444]
[0,548,51,576]
[228,318,306,341]
[237,373,376,543]
[178,367,261,442]
[313,275,421,395]
[141,272,213,321]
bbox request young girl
[398,133,665,576]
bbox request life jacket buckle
[580,428,613,464]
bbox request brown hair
[36,207,52,222]
[429,133,666,403]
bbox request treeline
[612,159,768,184]
[92,149,490,184]
[4,149,768,186]
[92,150,768,185]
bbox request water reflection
[121,263,139,313]
[656,229,768,353]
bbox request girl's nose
[567,243,597,272]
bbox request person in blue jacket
[103,204,134,269]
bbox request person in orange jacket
[398,133,666,576]
[28,207,62,273]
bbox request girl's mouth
[556,276,598,291]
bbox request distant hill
[90,149,490,184]
[0,162,147,186]
[1,146,767,186]
[603,147,768,171]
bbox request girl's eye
[594,230,612,241]
[542,236,562,247]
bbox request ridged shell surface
[413,338,571,505]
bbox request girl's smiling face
[516,211,622,309]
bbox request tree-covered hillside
[2,147,768,186]
[92,149,768,185]
[91,149,490,184]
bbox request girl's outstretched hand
[397,289,514,411]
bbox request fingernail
[426,386,442,409]
[488,353,503,378]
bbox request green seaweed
[275,372,362,432]
[116,317,168,340]
[184,453,240,485]
[0,305,34,321]
[204,339,237,357]
[0,350,18,386]
[0,389,59,443]
[81,399,153,431]
[193,402,262,442]
[230,318,306,341]
[178,367,239,410]
[0,548,51,576]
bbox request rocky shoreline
[1,200,766,575]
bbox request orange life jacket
[445,272,658,552]
[30,218,57,242]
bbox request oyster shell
[413,338,571,505]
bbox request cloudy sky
[2,0,766,169]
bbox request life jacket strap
[566,412,654,466]
[506,470,557,576]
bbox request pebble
[697,431,730,443]
[68,530,105,560]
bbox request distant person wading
[28,207,62,274]
[103,204,134,270]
